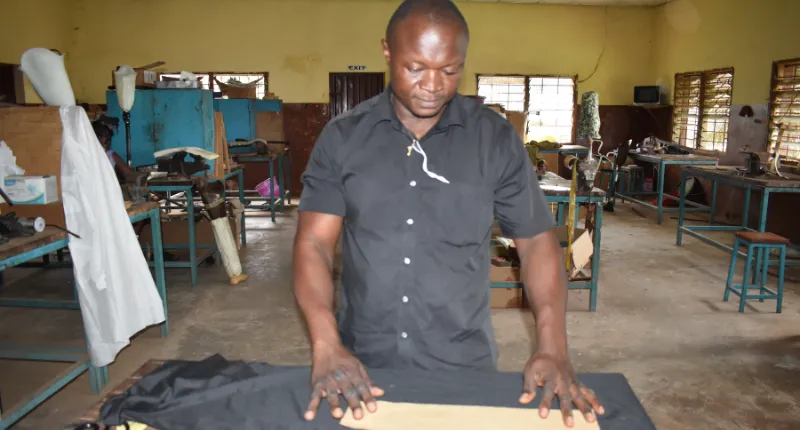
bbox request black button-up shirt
[299,86,554,371]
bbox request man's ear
[381,39,391,64]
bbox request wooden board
[685,165,800,188]
[212,112,231,179]
[0,106,65,227]
[0,226,67,263]
[340,401,601,430]
[630,152,718,163]
[255,111,285,142]
[539,172,605,197]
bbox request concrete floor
[1,204,799,429]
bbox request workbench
[148,167,246,287]
[617,152,718,224]
[491,172,605,312]
[677,165,800,266]
[0,202,167,430]
[536,144,591,156]
[69,356,655,430]
[234,152,291,222]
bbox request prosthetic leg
[196,179,248,285]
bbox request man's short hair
[386,0,470,46]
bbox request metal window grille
[477,75,576,143]
[672,68,733,151]
[159,72,269,99]
[769,59,800,160]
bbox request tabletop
[684,165,800,188]
[126,201,160,218]
[539,172,605,198]
[148,165,244,187]
[630,152,719,163]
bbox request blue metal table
[0,202,167,430]
[148,167,246,287]
[235,153,291,223]
[617,153,719,224]
[491,172,605,312]
[677,165,800,266]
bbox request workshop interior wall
[0,0,72,104]
[653,0,800,243]
[61,0,656,105]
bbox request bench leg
[759,246,769,302]
[724,238,740,302]
[739,244,754,313]
[777,245,786,313]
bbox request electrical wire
[578,6,609,84]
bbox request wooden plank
[126,202,160,218]
[539,172,605,197]
[685,165,800,188]
[0,227,67,262]
[631,153,719,162]
[72,359,166,429]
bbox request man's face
[383,16,467,119]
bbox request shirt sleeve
[298,123,346,217]
[493,125,555,238]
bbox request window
[477,75,576,143]
[159,72,269,99]
[672,68,734,151]
[769,59,800,160]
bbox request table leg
[742,186,751,229]
[677,168,687,246]
[269,158,276,223]
[286,153,292,205]
[187,191,198,287]
[590,202,603,312]
[277,154,285,212]
[150,210,168,337]
[556,203,565,226]
[710,179,718,225]
[238,169,246,247]
[656,161,666,225]
[758,189,770,232]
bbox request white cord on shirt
[410,140,450,184]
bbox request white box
[3,175,59,204]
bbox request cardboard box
[255,111,285,142]
[111,67,159,88]
[505,111,527,140]
[491,286,528,309]
[3,175,59,204]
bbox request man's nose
[419,70,444,94]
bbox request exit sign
[348,65,367,71]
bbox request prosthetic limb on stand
[196,179,248,285]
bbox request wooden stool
[724,231,788,313]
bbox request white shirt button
[403,257,411,265]
[402,296,409,303]
[401,332,408,339]
[406,218,414,225]
[410,181,417,187]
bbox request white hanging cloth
[60,105,165,367]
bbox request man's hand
[305,343,384,422]
[519,352,605,427]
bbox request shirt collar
[370,84,466,131]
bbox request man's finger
[519,390,535,405]
[327,389,344,419]
[356,382,378,413]
[581,386,606,415]
[342,385,364,420]
[572,393,595,423]
[358,366,385,398]
[559,393,574,428]
[538,383,556,418]
[304,385,325,421]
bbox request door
[329,73,386,118]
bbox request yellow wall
[0,0,72,103]
[62,0,655,105]
[653,0,800,105]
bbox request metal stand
[123,111,132,167]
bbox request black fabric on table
[99,354,655,430]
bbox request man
[91,116,137,182]
[293,0,605,427]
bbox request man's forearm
[293,236,341,352]
[517,230,569,356]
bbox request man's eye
[408,68,422,73]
